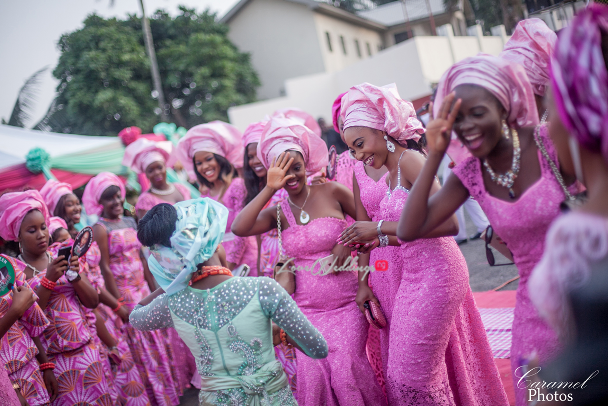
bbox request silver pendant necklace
[18,252,52,277]
[288,186,311,224]
[150,183,176,196]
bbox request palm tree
[2,67,48,128]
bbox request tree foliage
[42,7,260,136]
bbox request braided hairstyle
[137,203,177,248]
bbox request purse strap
[533,125,574,201]
[277,204,284,260]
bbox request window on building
[340,36,347,55]
[326,32,332,52]
[366,42,372,56]
[354,39,362,57]
[394,31,411,44]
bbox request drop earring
[384,135,395,153]
[502,120,510,140]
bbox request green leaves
[43,8,259,136]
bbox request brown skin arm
[33,336,58,401]
[397,150,469,241]
[93,224,122,299]
[231,185,278,237]
[94,309,117,348]
[139,249,157,292]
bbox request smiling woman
[398,54,581,406]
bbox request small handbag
[363,300,387,329]
[533,125,587,212]
[273,204,295,295]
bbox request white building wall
[226,0,326,101]
[228,35,509,131]
[313,12,384,73]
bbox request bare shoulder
[400,149,426,182]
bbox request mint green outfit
[130,277,328,405]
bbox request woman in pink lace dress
[171,121,259,275]
[399,55,579,406]
[122,137,196,393]
[0,253,52,406]
[338,83,507,405]
[232,115,386,406]
[332,90,387,395]
[84,173,179,406]
[529,4,608,347]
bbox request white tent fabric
[0,124,121,170]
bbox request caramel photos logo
[275,257,389,278]
[515,366,599,404]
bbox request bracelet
[118,297,125,303]
[377,220,384,236]
[112,302,122,313]
[41,277,56,291]
[378,235,389,248]
[39,362,55,371]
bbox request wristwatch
[65,269,81,283]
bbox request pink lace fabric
[280,200,387,406]
[134,183,191,212]
[357,161,507,405]
[529,212,608,343]
[452,125,566,406]
[335,151,357,192]
[0,363,20,405]
[205,178,259,276]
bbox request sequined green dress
[130,277,328,405]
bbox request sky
[0,0,241,128]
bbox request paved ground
[177,212,519,404]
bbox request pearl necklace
[288,187,311,224]
[540,109,548,125]
[483,127,521,199]
[150,183,176,196]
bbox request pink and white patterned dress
[134,183,191,213]
[83,242,152,406]
[132,183,197,395]
[204,178,259,276]
[96,216,179,406]
[0,360,20,405]
[27,245,111,406]
[280,200,387,406]
[360,160,508,405]
[452,126,575,406]
[0,255,50,406]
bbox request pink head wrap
[332,92,347,133]
[0,190,50,241]
[242,121,268,148]
[82,172,126,216]
[500,18,557,97]
[272,108,322,137]
[40,179,73,215]
[170,121,244,181]
[48,217,68,236]
[434,54,539,165]
[340,83,425,145]
[257,115,329,175]
[434,54,539,129]
[551,4,608,163]
[122,138,172,174]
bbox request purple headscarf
[551,4,608,163]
